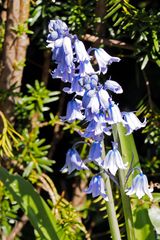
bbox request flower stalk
[112,124,136,240]
[102,141,122,240]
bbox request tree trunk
[0,0,30,118]
[95,0,107,37]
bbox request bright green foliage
[0,181,20,237]
[15,128,54,177]
[0,167,62,240]
[0,111,22,157]
[15,80,60,123]
[132,198,155,240]
[0,167,89,240]
[148,205,160,237]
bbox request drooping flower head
[107,100,124,124]
[122,112,146,135]
[61,98,84,122]
[63,75,84,95]
[82,89,100,114]
[125,173,153,199]
[98,87,110,110]
[82,114,111,141]
[105,80,123,94]
[94,48,121,74]
[88,141,103,166]
[103,142,127,175]
[61,148,88,174]
[74,38,90,62]
[48,19,69,39]
[84,175,108,201]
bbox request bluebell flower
[79,74,98,91]
[50,39,64,61]
[105,80,123,94]
[63,75,84,95]
[98,88,110,110]
[94,48,120,74]
[48,19,69,38]
[63,36,74,69]
[107,100,124,124]
[47,37,63,50]
[125,173,153,199]
[88,141,103,165]
[103,142,127,175]
[52,64,74,83]
[61,148,88,174]
[79,60,95,76]
[122,112,146,135]
[74,38,90,62]
[82,89,100,114]
[47,20,69,47]
[82,116,111,141]
[61,99,84,122]
[84,175,108,201]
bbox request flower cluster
[47,19,152,201]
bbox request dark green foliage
[29,0,97,47]
[105,0,160,69]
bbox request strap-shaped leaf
[0,167,64,240]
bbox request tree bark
[0,0,30,118]
[95,0,107,37]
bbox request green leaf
[133,204,155,240]
[141,55,149,70]
[148,205,160,235]
[0,167,64,240]
[152,30,159,52]
[104,3,121,19]
[117,124,156,239]
[117,123,139,169]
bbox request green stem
[112,124,135,240]
[102,141,122,240]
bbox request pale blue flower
[82,116,111,141]
[51,39,64,62]
[79,60,95,76]
[82,89,100,114]
[48,19,69,38]
[63,75,84,95]
[47,20,69,47]
[51,62,74,83]
[79,74,98,91]
[74,38,90,62]
[94,48,120,74]
[84,175,108,201]
[98,88,110,110]
[63,36,74,69]
[61,99,84,122]
[103,142,127,175]
[107,100,124,124]
[61,148,88,174]
[88,141,102,163]
[122,112,146,135]
[47,37,63,50]
[125,173,153,199]
[105,80,123,94]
